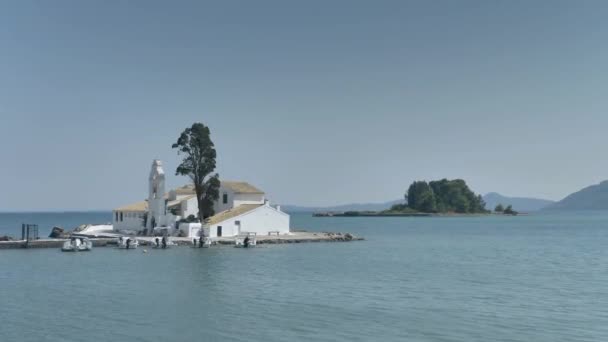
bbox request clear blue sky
[1,0,607,211]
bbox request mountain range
[283,200,405,213]
[284,193,553,213]
[482,192,555,212]
[543,180,608,211]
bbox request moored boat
[61,238,93,252]
[151,236,176,249]
[235,233,256,248]
[117,236,138,249]
[192,237,212,248]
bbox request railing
[21,224,39,248]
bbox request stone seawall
[0,238,116,249]
[0,232,363,249]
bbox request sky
[1,0,608,211]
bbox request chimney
[276,205,281,212]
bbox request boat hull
[61,239,93,252]
[116,237,139,249]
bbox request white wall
[179,222,202,238]
[207,204,289,238]
[234,193,265,207]
[213,186,235,213]
[113,210,178,232]
[180,197,199,217]
[113,211,146,231]
[213,186,265,214]
[162,213,178,229]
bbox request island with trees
[493,204,518,216]
[314,178,519,217]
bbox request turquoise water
[1,211,608,341]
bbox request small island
[314,178,519,217]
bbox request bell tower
[146,159,166,234]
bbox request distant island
[314,179,513,217]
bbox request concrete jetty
[0,231,363,249]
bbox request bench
[268,231,280,236]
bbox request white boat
[192,237,212,248]
[73,224,114,237]
[117,236,138,249]
[235,233,256,248]
[151,237,176,249]
[61,238,93,252]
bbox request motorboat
[61,238,93,252]
[235,233,256,248]
[117,236,139,249]
[193,237,212,248]
[151,237,176,249]
[73,224,114,237]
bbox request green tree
[494,204,504,212]
[406,178,486,214]
[172,122,221,221]
[504,205,518,215]
[389,203,408,212]
[407,181,437,212]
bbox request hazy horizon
[2,1,608,211]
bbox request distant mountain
[544,180,608,211]
[283,199,404,213]
[483,192,554,212]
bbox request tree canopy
[503,205,518,215]
[406,179,487,213]
[407,181,437,212]
[494,204,504,212]
[172,122,220,221]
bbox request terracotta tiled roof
[222,181,264,194]
[167,195,196,208]
[205,204,263,226]
[173,184,196,195]
[114,200,148,212]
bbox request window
[115,212,119,221]
[120,212,123,222]
[217,226,222,237]
[223,193,228,204]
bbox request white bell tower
[146,159,166,234]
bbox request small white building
[113,160,290,238]
[203,201,289,238]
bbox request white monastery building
[113,160,290,238]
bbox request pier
[0,231,363,249]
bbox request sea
[1,211,608,342]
